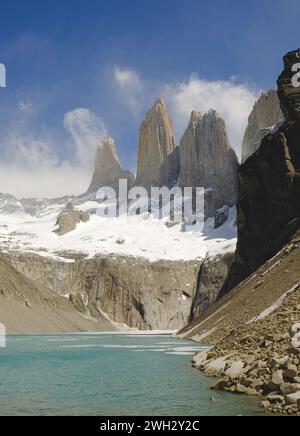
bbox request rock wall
[221,49,300,296]
[242,90,283,164]
[179,110,239,217]
[136,98,177,191]
[88,137,135,193]
[189,252,235,322]
[6,252,202,331]
[0,256,114,333]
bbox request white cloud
[0,104,108,198]
[0,163,89,198]
[64,108,108,167]
[114,67,143,114]
[114,67,142,91]
[163,75,259,155]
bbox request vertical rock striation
[88,137,135,193]
[179,110,239,217]
[242,90,283,163]
[136,98,177,190]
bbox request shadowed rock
[278,49,300,121]
[221,49,300,295]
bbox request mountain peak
[153,97,166,109]
[87,137,135,193]
[136,97,176,190]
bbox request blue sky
[0,0,299,197]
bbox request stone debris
[193,284,300,415]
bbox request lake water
[0,334,265,416]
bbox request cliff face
[0,256,114,333]
[180,110,239,217]
[242,90,283,164]
[188,252,235,322]
[7,251,202,331]
[136,98,177,191]
[221,49,300,296]
[88,137,135,193]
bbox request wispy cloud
[114,67,144,114]
[0,104,108,198]
[64,108,107,167]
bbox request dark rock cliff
[220,49,300,296]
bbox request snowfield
[0,193,237,262]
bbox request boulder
[284,365,298,382]
[285,391,300,405]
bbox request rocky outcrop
[55,203,90,236]
[6,251,202,331]
[278,49,300,121]
[179,228,300,415]
[88,137,135,193]
[179,110,239,217]
[221,49,300,296]
[242,90,283,163]
[136,98,177,190]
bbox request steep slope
[242,90,283,163]
[180,49,300,416]
[88,137,135,193]
[179,110,239,217]
[0,256,115,333]
[136,98,177,190]
[179,232,300,415]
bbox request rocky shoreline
[192,284,300,416]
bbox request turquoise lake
[0,334,265,416]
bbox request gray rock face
[0,256,114,333]
[179,110,239,217]
[242,90,283,163]
[88,137,135,193]
[8,251,202,331]
[189,252,235,321]
[55,203,90,236]
[136,98,177,191]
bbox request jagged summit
[153,97,166,109]
[179,109,239,216]
[88,137,135,193]
[136,97,176,190]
